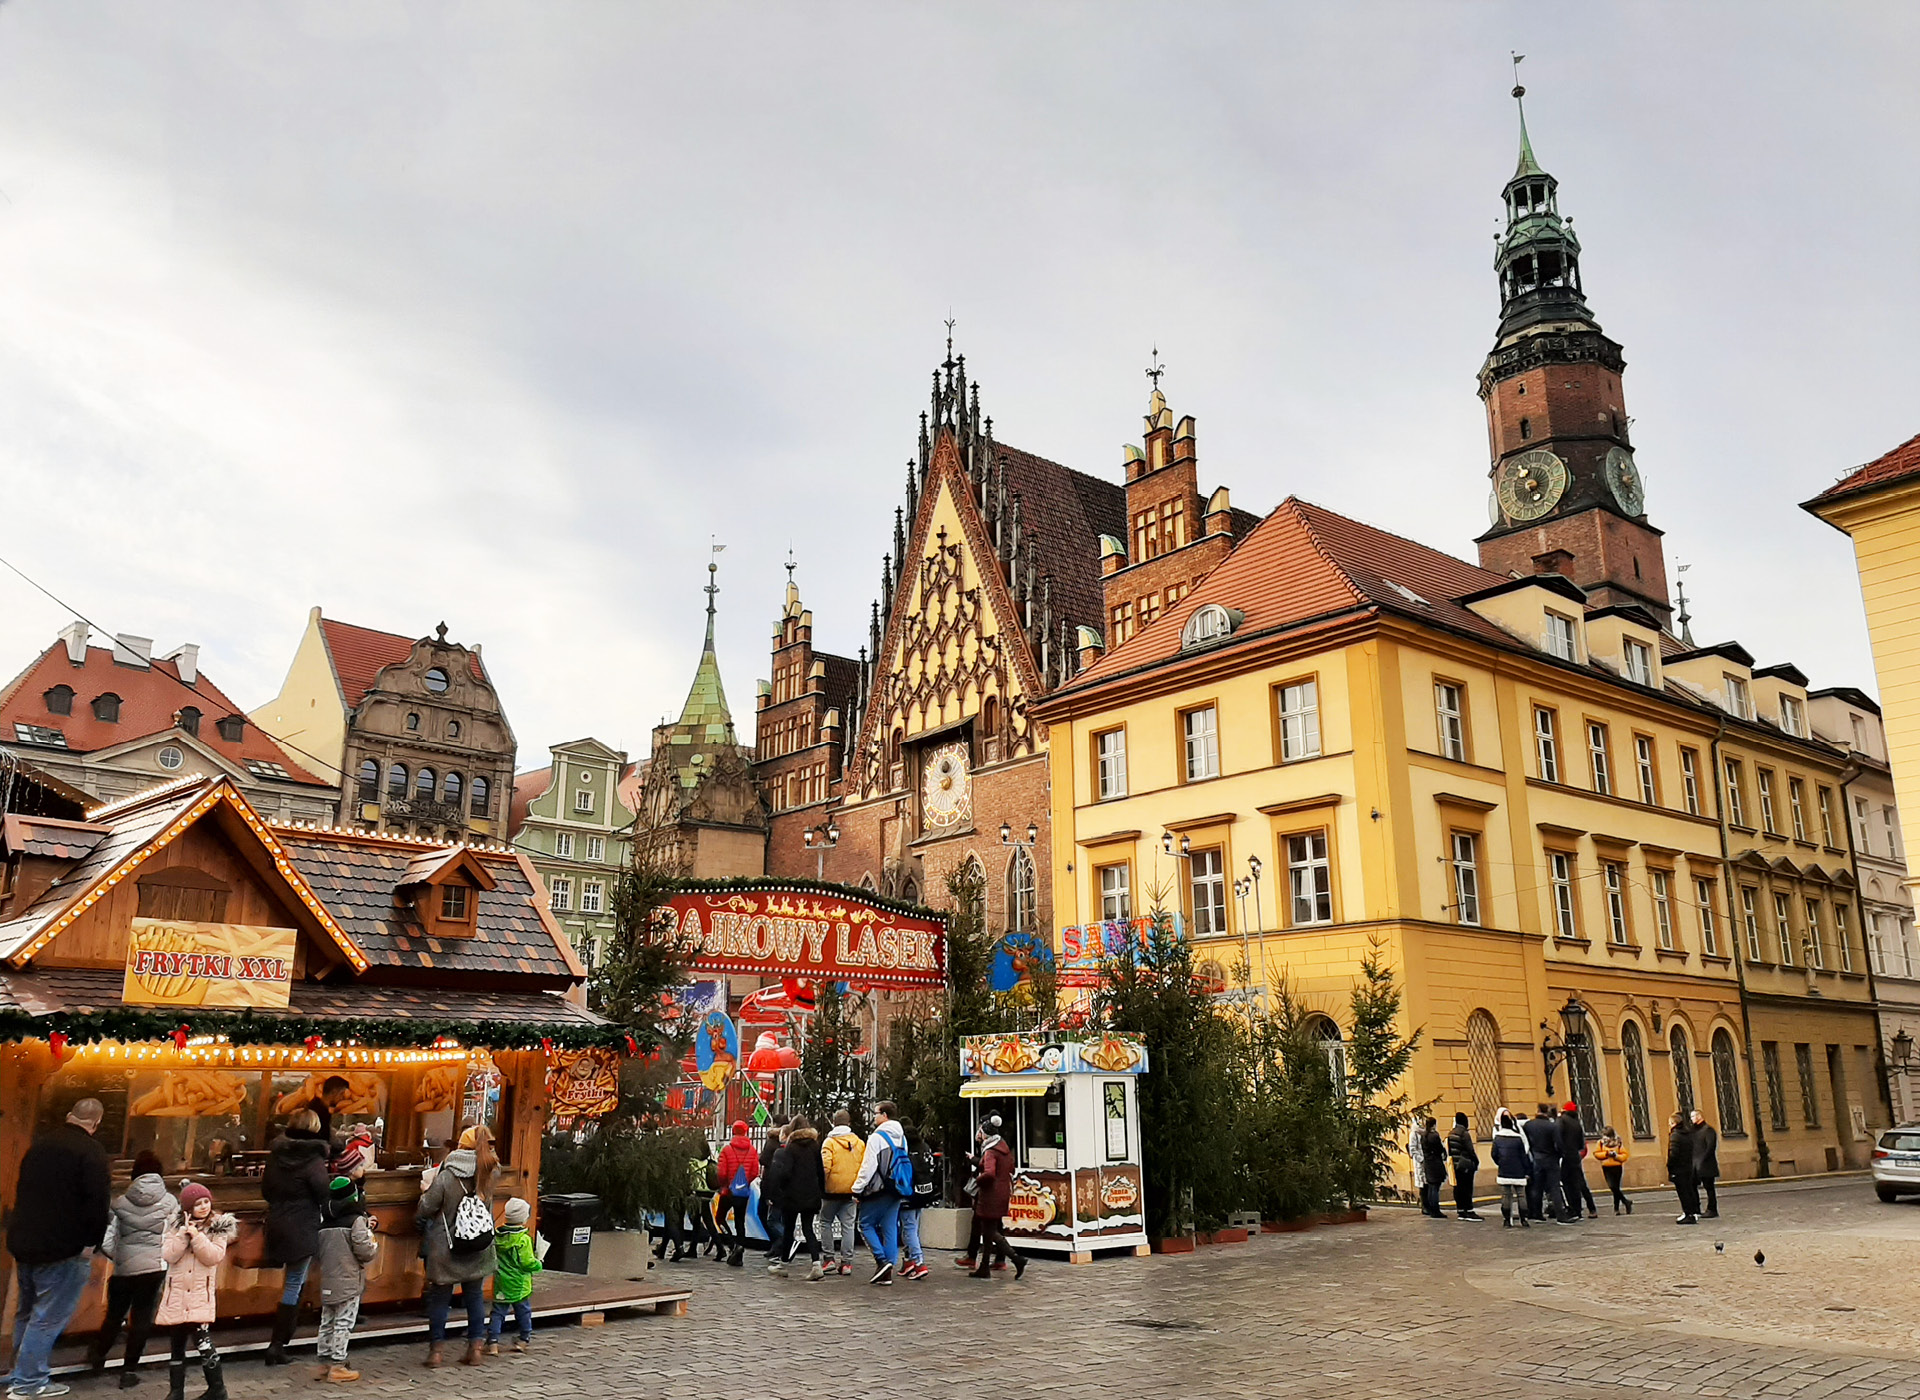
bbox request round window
[157,746,183,771]
[424,668,450,693]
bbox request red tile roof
[1807,431,1920,508]
[1061,498,1515,691]
[509,767,552,837]
[0,643,324,784]
[318,618,486,709]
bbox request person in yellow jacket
[1591,1126,1632,1214]
[818,1110,866,1276]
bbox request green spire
[1513,85,1544,180]
[672,561,735,745]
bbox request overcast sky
[0,3,1914,774]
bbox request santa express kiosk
[959,1032,1148,1262]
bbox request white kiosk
[959,1032,1149,1262]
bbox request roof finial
[943,315,956,371]
[704,539,726,650]
[784,546,796,585]
[1146,344,1165,392]
[1675,561,1695,648]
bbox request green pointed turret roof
[669,562,736,752]
[1512,90,1545,181]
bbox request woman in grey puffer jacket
[87,1152,176,1386]
[415,1126,498,1368]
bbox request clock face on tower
[1604,447,1646,516]
[921,739,972,835]
[1495,449,1569,523]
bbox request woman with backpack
[713,1121,760,1268]
[416,1125,498,1368]
[262,1110,331,1365]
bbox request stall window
[1023,1083,1067,1169]
[1103,1081,1129,1161]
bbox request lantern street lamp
[801,819,840,879]
[1540,994,1590,1100]
[999,822,1040,848]
[1891,1029,1916,1074]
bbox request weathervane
[1146,345,1165,392]
[1511,50,1525,101]
[784,546,796,585]
[943,316,957,369]
[1675,561,1696,648]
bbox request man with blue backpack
[849,1101,913,1286]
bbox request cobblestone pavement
[234,1179,1920,1400]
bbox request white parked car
[1872,1127,1920,1202]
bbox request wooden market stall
[0,775,624,1337]
[959,1031,1150,1262]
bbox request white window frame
[1758,769,1777,833]
[1724,674,1752,720]
[1450,832,1482,927]
[1534,708,1559,783]
[1096,728,1128,800]
[1544,612,1577,661]
[1788,780,1807,841]
[1183,706,1220,782]
[1855,796,1874,855]
[1679,749,1701,815]
[555,831,574,859]
[1724,760,1746,827]
[1278,681,1321,762]
[1435,682,1466,762]
[574,788,595,815]
[1549,852,1578,940]
[1652,870,1675,950]
[587,835,605,862]
[1872,913,1889,976]
[1804,899,1824,969]
[1603,861,1630,945]
[1098,863,1131,923]
[549,876,573,913]
[580,880,605,915]
[1741,887,1762,961]
[1623,638,1654,687]
[1819,786,1838,847]
[1834,903,1853,973]
[1886,805,1903,859]
[1695,879,1720,957]
[1588,722,1612,797]
[1635,735,1657,806]
[1287,831,1333,927]
[1774,892,1795,967]
[1779,694,1804,737]
[1189,848,1227,937]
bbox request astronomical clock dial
[1604,446,1646,516]
[1495,449,1568,523]
[921,739,972,834]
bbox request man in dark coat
[1558,1103,1594,1221]
[1667,1112,1700,1224]
[1445,1112,1483,1221]
[1521,1103,1570,1222]
[1690,1109,1721,1218]
[5,1098,111,1398]
[1418,1117,1447,1218]
[307,1076,351,1140]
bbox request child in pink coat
[153,1184,236,1400]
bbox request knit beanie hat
[504,1197,531,1227]
[178,1182,212,1213]
[329,1175,359,1205]
[1563,1102,1579,1114]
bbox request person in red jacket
[967,1117,1025,1281]
[714,1121,760,1268]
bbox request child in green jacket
[486,1199,542,1354]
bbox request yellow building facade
[1036,497,1883,1190]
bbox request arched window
[981,695,999,738]
[1711,1028,1745,1135]
[1466,1009,1502,1140]
[1568,1019,1604,1137]
[1621,1020,1654,1139]
[93,693,122,723]
[1180,604,1238,650]
[1519,417,1532,440]
[448,720,461,740]
[175,706,200,737]
[1007,847,1036,933]
[387,763,408,799]
[1308,1015,1347,1099]
[1669,1024,1696,1116]
[901,876,920,905]
[406,712,421,732]
[859,872,877,892]
[443,771,463,805]
[468,775,490,818]
[357,760,379,802]
[888,728,903,766]
[416,768,436,800]
[960,857,984,924]
[43,685,73,716]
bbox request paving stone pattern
[238,1180,1920,1400]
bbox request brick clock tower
[1475,85,1670,628]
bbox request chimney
[163,643,200,685]
[1205,487,1233,537]
[1075,624,1106,672]
[1531,549,1576,576]
[112,635,153,669]
[59,621,89,665]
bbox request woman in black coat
[1418,1117,1447,1219]
[770,1120,826,1278]
[1666,1112,1699,1225]
[260,1110,331,1364]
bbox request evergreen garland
[0,1005,627,1052]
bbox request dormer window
[216,715,245,743]
[1723,674,1752,721]
[1543,613,1577,662]
[1779,695,1805,738]
[1180,604,1238,651]
[93,693,122,723]
[1622,639,1654,687]
[424,668,450,693]
[175,706,200,738]
[43,685,73,716]
[440,884,470,921]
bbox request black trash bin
[538,1193,600,1274]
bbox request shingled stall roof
[1805,429,1920,513]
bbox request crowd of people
[651,1101,1027,1285]
[1410,1101,1723,1227]
[3,1087,543,1399]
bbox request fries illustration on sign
[122,919,298,1009]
